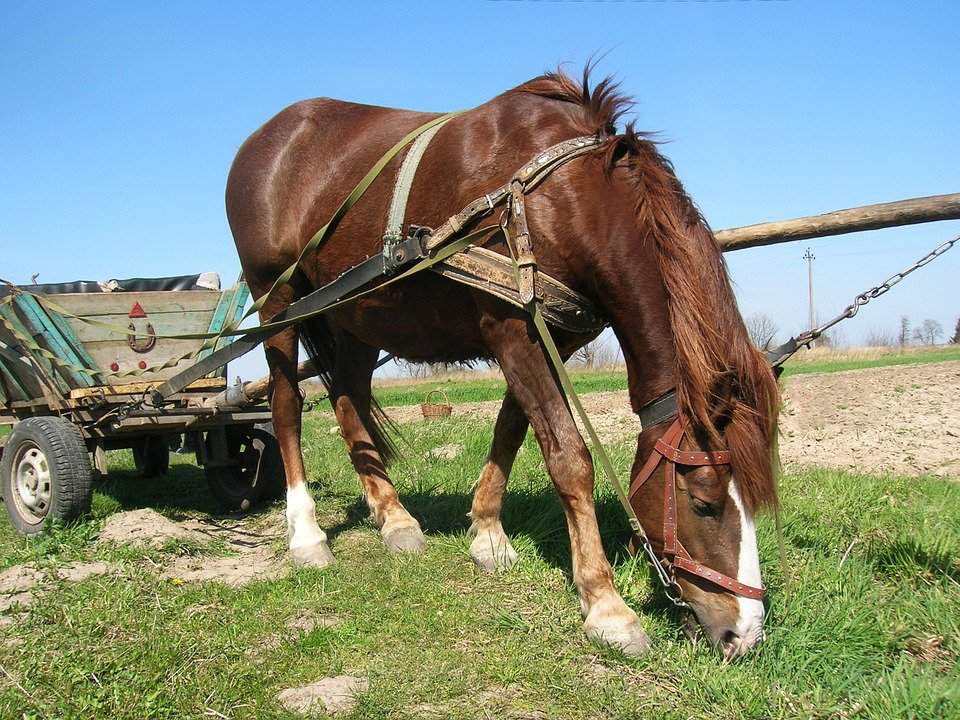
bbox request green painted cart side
[0,347,32,403]
[13,293,97,388]
[0,301,71,396]
[197,281,251,374]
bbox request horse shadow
[92,452,681,621]
[325,482,683,621]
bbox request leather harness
[385,127,765,604]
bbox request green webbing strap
[242,110,463,321]
[385,118,452,239]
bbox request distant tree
[898,315,911,348]
[744,313,779,351]
[952,317,960,344]
[816,327,846,349]
[912,319,943,346]
[572,340,599,369]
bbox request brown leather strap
[672,542,766,600]
[662,459,678,556]
[628,418,683,499]
[509,181,538,304]
[654,439,731,466]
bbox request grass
[367,370,626,409]
[362,345,960,409]
[1,411,957,719]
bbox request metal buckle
[383,225,430,275]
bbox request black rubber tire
[133,435,170,477]
[204,424,285,512]
[1,416,93,535]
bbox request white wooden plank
[66,312,214,343]
[82,338,214,383]
[46,291,220,318]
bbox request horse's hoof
[383,526,427,554]
[291,542,335,569]
[469,530,519,571]
[584,606,652,657]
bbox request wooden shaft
[205,359,317,408]
[242,359,317,402]
[715,193,960,251]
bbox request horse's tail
[299,317,399,466]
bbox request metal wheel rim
[11,441,52,524]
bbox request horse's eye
[691,497,717,517]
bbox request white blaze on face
[728,478,765,644]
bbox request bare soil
[98,508,288,587]
[384,361,960,480]
[277,675,369,716]
[778,361,960,478]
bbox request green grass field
[368,346,960,409]
[1,410,957,719]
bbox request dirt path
[383,361,960,479]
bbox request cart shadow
[93,455,273,525]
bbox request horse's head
[629,386,774,659]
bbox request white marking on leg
[286,482,328,550]
[728,479,765,645]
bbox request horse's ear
[772,364,784,380]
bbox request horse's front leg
[481,314,651,656]
[330,332,426,553]
[468,389,527,571]
[263,326,335,568]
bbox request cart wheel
[205,425,285,512]
[1,416,93,535]
[133,436,170,477]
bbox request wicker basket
[420,389,453,419]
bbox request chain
[771,235,957,365]
[634,530,686,606]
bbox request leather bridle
[628,410,765,601]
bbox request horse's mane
[511,68,780,511]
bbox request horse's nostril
[721,630,739,646]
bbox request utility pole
[803,248,815,344]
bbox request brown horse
[225,69,780,659]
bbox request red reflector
[138,361,147,369]
[128,302,147,319]
[110,362,120,372]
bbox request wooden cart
[0,273,284,535]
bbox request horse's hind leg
[330,332,427,553]
[468,389,527,571]
[263,326,335,568]
[480,314,650,656]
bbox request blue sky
[2,1,957,381]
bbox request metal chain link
[774,235,957,364]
